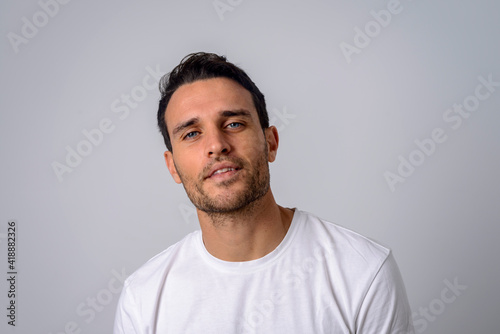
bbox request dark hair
[157,52,269,151]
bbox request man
[114,52,414,333]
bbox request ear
[164,151,182,184]
[265,126,279,162]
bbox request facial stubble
[174,142,270,219]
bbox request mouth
[205,163,242,180]
[212,167,238,176]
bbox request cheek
[173,153,200,179]
[241,141,268,163]
[238,131,266,151]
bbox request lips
[205,162,241,179]
[212,167,236,176]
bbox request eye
[226,122,242,129]
[184,131,199,139]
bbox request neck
[197,190,294,262]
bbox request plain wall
[1,0,499,333]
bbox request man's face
[163,77,278,214]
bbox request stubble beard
[177,144,270,220]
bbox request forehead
[165,77,257,132]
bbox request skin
[163,77,294,261]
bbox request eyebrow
[172,117,199,137]
[220,109,252,119]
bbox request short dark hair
[157,52,269,151]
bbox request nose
[205,128,231,157]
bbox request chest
[155,256,356,333]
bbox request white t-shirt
[114,209,414,334]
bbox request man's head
[157,53,279,215]
[157,52,269,152]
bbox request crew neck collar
[195,209,301,274]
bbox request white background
[1,0,499,333]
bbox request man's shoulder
[295,209,391,267]
[123,229,201,291]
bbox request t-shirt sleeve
[113,283,142,334]
[355,252,415,334]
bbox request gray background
[1,0,499,333]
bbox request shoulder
[114,230,202,331]
[295,209,390,261]
[294,210,413,331]
[292,210,392,283]
[123,229,201,293]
